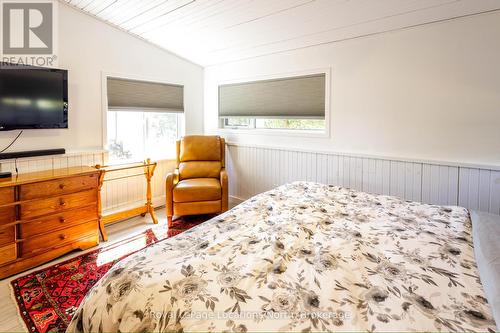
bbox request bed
[67,182,497,332]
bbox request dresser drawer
[0,243,16,265]
[0,207,15,225]
[20,189,97,220]
[21,220,97,257]
[20,206,97,238]
[20,174,98,200]
[0,187,14,203]
[0,226,15,246]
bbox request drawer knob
[59,234,67,240]
[59,199,66,206]
[59,184,65,189]
[59,217,66,223]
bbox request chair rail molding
[225,142,500,216]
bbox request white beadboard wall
[2,145,499,216]
[0,152,174,215]
[226,143,500,216]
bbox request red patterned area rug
[10,215,213,333]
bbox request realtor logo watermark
[1,0,58,67]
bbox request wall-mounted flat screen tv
[0,63,68,131]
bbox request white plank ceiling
[63,0,500,66]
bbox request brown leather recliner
[166,135,228,227]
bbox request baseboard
[103,194,242,217]
[103,195,166,216]
[152,195,166,208]
[229,195,245,206]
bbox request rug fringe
[8,216,209,333]
[9,281,29,332]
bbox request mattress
[67,182,496,332]
[471,211,500,328]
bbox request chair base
[167,209,227,229]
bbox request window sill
[215,127,330,139]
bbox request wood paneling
[63,0,500,66]
[421,164,459,206]
[101,206,148,225]
[0,152,174,215]
[226,143,500,215]
[459,168,500,215]
[3,147,496,218]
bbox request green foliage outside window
[257,119,325,130]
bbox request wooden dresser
[0,166,101,279]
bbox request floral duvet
[67,182,496,332]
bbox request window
[222,117,253,129]
[256,118,325,130]
[107,111,182,162]
[222,118,325,130]
[106,77,184,162]
[219,73,327,132]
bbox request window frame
[221,117,327,131]
[216,68,331,138]
[222,118,255,129]
[106,110,183,163]
[101,72,185,163]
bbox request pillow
[179,161,221,180]
[471,211,500,328]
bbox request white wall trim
[212,128,329,139]
[226,142,500,172]
[225,144,500,215]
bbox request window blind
[107,77,184,112]
[218,73,325,118]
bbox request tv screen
[0,64,68,131]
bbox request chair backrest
[176,135,225,180]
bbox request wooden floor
[0,208,170,333]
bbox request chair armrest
[166,169,180,217]
[166,169,179,189]
[172,169,180,185]
[220,168,228,212]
